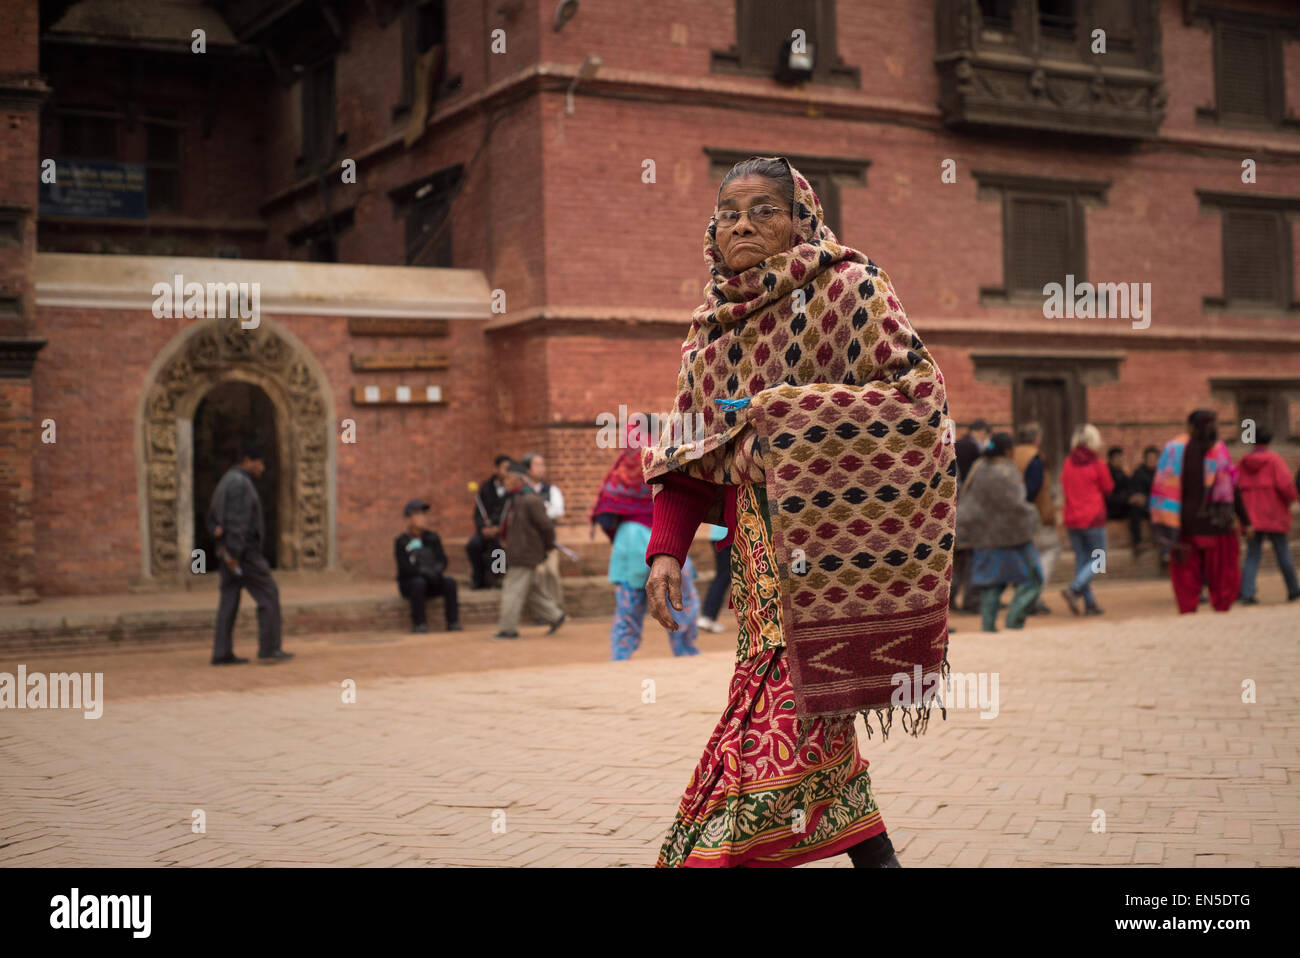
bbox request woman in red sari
[642,157,956,867]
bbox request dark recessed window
[712,0,859,87]
[287,208,354,263]
[61,113,117,161]
[397,0,448,114]
[301,58,337,169]
[391,165,463,267]
[978,0,1015,32]
[308,234,337,263]
[145,122,181,214]
[1037,0,1077,42]
[406,195,453,266]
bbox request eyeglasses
[714,204,790,227]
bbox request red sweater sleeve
[646,471,717,566]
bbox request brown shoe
[1060,587,1081,616]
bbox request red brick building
[2,0,1299,600]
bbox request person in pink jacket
[1059,423,1114,615]
[1238,428,1300,603]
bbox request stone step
[0,571,721,655]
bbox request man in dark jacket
[207,440,292,664]
[950,418,990,614]
[953,419,991,485]
[1130,446,1161,558]
[493,462,565,639]
[467,454,512,589]
[395,499,462,633]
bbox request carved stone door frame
[135,316,336,582]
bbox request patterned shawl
[1150,435,1236,530]
[642,156,956,738]
[591,421,654,540]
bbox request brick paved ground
[0,592,1296,867]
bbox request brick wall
[28,303,504,594]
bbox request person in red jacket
[1238,427,1300,603]
[1059,423,1114,615]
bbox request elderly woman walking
[1150,409,1250,613]
[1060,423,1113,616]
[591,419,700,660]
[641,156,956,868]
[956,432,1043,632]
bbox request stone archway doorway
[137,316,335,583]
[192,381,280,572]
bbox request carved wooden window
[1198,191,1300,315]
[1008,196,1074,294]
[1217,24,1275,121]
[1210,377,1300,442]
[712,0,859,87]
[976,172,1107,305]
[1190,6,1297,132]
[1222,209,1287,307]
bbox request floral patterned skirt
[656,482,886,867]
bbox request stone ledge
[0,573,718,656]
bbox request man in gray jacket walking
[207,441,293,664]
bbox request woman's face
[715,175,794,272]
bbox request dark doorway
[1016,378,1072,473]
[192,382,279,572]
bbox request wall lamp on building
[566,55,602,115]
[553,0,578,32]
[774,33,815,85]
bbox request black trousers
[465,532,502,588]
[213,551,282,659]
[399,575,460,627]
[950,548,977,611]
[846,830,896,867]
[1128,505,1148,548]
[702,543,732,620]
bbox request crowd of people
[201,403,1297,663]
[949,410,1299,631]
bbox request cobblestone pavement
[0,600,1296,867]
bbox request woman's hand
[646,554,684,630]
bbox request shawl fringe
[793,651,952,749]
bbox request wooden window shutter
[1092,0,1137,52]
[1008,196,1071,293]
[977,0,1015,32]
[1218,25,1271,119]
[738,0,818,71]
[1223,210,1280,304]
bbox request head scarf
[642,156,956,738]
[590,419,654,540]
